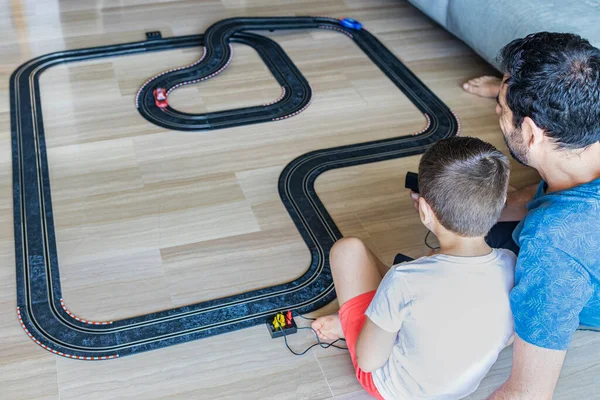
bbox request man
[457,32,600,398]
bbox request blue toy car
[340,18,362,30]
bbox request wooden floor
[1,0,599,399]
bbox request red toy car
[153,88,168,109]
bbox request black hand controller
[405,172,419,193]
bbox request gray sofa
[407,0,600,69]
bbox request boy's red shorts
[338,290,385,400]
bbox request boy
[312,137,515,399]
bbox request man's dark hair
[419,137,510,237]
[499,32,600,149]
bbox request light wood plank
[0,1,594,399]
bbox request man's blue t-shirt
[511,178,600,350]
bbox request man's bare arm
[498,183,539,222]
[487,335,566,400]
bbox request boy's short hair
[418,137,510,237]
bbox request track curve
[10,17,459,359]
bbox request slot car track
[10,16,459,360]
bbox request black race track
[10,16,459,360]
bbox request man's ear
[522,116,545,148]
[418,197,433,224]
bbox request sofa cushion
[408,0,600,69]
[405,0,450,28]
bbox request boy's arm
[355,317,397,372]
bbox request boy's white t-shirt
[365,249,515,400]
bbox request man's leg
[312,237,386,340]
[463,75,502,98]
[486,221,520,255]
[393,253,414,265]
[486,183,541,254]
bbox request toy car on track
[153,88,168,109]
[340,18,362,30]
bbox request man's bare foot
[311,314,344,341]
[462,75,502,98]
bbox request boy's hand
[410,191,419,213]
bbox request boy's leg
[312,237,385,340]
[313,237,387,400]
[329,237,386,307]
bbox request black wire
[298,327,347,348]
[282,333,320,356]
[277,312,348,356]
[281,327,348,356]
[293,311,316,321]
[424,230,440,250]
[292,310,345,342]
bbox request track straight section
[10,17,459,359]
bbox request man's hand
[487,335,566,400]
[499,183,539,222]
